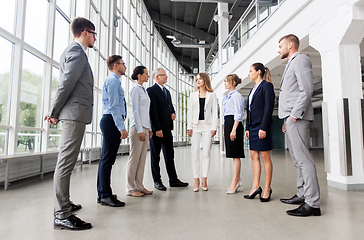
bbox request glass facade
[0,0,193,156]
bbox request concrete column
[308,1,364,190]
[217,3,229,71]
[199,45,205,73]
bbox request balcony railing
[207,0,285,77]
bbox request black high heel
[260,188,272,202]
[244,187,262,199]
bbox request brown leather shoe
[140,188,153,195]
[127,190,144,197]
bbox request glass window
[100,21,107,56]
[57,0,71,17]
[101,0,109,19]
[122,19,129,45]
[99,57,107,89]
[20,50,45,128]
[50,66,61,130]
[0,0,16,34]
[130,32,135,55]
[123,0,130,20]
[17,130,41,153]
[130,6,136,30]
[48,131,61,151]
[53,11,70,61]
[24,0,49,54]
[0,129,6,155]
[85,133,92,147]
[0,37,13,126]
[76,0,87,18]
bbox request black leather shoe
[154,181,167,191]
[54,214,92,230]
[260,188,272,202]
[97,194,117,204]
[70,202,82,211]
[286,203,321,217]
[244,187,262,199]
[100,195,125,207]
[280,194,305,204]
[170,179,189,187]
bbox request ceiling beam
[150,10,216,43]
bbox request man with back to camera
[278,34,321,217]
[44,17,96,230]
[147,68,188,191]
[97,55,128,207]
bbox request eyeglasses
[83,29,97,39]
[116,62,126,67]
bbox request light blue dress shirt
[102,72,127,131]
[222,89,244,122]
[130,83,152,133]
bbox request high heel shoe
[202,178,208,191]
[260,188,272,202]
[193,179,200,192]
[244,187,262,199]
[227,181,243,194]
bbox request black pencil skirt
[224,115,245,158]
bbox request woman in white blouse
[126,66,153,197]
[187,73,218,192]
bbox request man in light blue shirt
[97,55,128,207]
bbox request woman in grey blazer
[126,66,153,197]
[187,73,218,192]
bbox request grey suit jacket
[49,42,94,124]
[278,53,314,121]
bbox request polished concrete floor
[0,145,363,240]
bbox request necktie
[163,87,167,99]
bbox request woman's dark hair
[251,62,272,83]
[131,66,147,80]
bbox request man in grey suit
[278,34,321,217]
[44,17,96,230]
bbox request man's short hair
[71,17,95,38]
[107,55,123,70]
[279,34,300,50]
[151,68,165,80]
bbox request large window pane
[0,129,6,155]
[57,0,71,17]
[53,11,70,61]
[100,21,107,56]
[76,0,87,18]
[48,131,61,151]
[20,51,45,128]
[24,0,48,54]
[50,66,61,130]
[0,37,13,126]
[122,19,129,46]
[0,0,16,34]
[17,130,41,153]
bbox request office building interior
[0,0,363,239]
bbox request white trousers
[191,120,213,178]
[126,126,149,194]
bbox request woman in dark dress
[244,63,275,202]
[222,74,245,194]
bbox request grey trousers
[285,118,320,208]
[126,126,149,194]
[54,120,86,219]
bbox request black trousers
[149,131,178,183]
[97,114,121,198]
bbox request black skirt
[224,115,245,158]
[248,121,273,151]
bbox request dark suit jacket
[147,84,176,133]
[246,80,275,131]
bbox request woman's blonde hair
[196,73,213,92]
[225,74,242,87]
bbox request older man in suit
[278,34,321,217]
[44,17,96,230]
[147,68,188,191]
